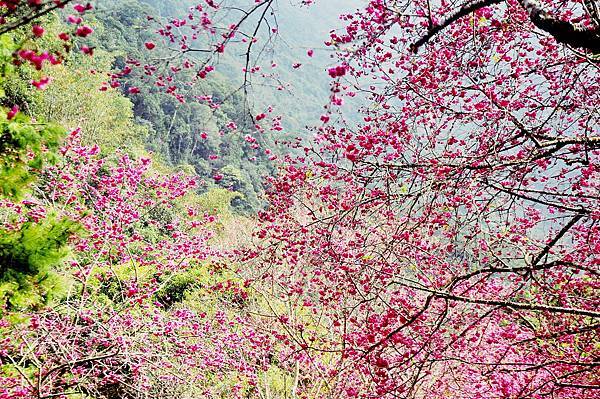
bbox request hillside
[76,0,361,213]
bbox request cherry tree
[245,0,599,398]
[0,132,276,398]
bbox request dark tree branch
[0,1,74,36]
[447,260,597,292]
[411,0,503,52]
[411,0,600,53]
[556,383,600,389]
[412,287,600,318]
[40,348,120,384]
[532,213,584,266]
[521,0,600,53]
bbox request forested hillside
[80,0,359,213]
[91,0,275,213]
[0,1,598,399]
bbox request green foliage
[124,74,272,213]
[0,215,79,311]
[0,34,17,98]
[0,110,64,199]
[34,51,148,153]
[0,27,77,312]
[197,187,241,219]
[0,22,67,200]
[154,267,206,308]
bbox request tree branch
[416,288,600,318]
[411,0,600,53]
[0,1,74,36]
[411,0,503,52]
[532,213,584,266]
[520,0,600,53]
